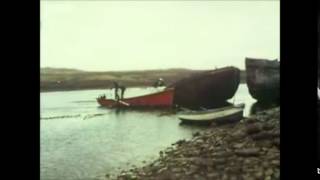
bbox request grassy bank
[40,68,246,92]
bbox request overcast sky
[40,1,279,71]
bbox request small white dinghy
[178,103,245,124]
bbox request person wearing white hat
[153,78,165,88]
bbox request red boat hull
[97,88,174,108]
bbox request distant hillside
[40,68,246,92]
[41,67,85,74]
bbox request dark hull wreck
[245,58,280,103]
[167,66,240,109]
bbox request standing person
[318,86,320,100]
[113,81,120,101]
[119,85,126,100]
[153,78,165,88]
[158,78,164,86]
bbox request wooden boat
[245,58,280,103]
[167,66,240,109]
[97,88,174,108]
[178,103,245,124]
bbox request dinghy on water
[178,103,245,124]
[97,88,175,108]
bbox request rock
[231,130,247,140]
[193,158,214,166]
[254,170,264,179]
[157,167,167,174]
[213,151,233,158]
[271,160,280,167]
[273,169,280,179]
[246,118,258,124]
[251,132,274,140]
[193,174,206,180]
[262,123,274,130]
[243,158,254,165]
[188,164,199,173]
[215,165,225,171]
[175,139,186,146]
[159,151,164,157]
[171,167,180,173]
[264,176,272,180]
[256,140,274,148]
[245,176,255,180]
[261,160,269,167]
[229,176,238,180]
[271,130,280,138]
[265,168,274,176]
[235,148,260,157]
[233,142,246,149]
[207,172,219,179]
[221,174,229,180]
[195,139,205,144]
[212,158,226,165]
[156,170,175,180]
[267,147,279,154]
[192,132,201,137]
[246,124,262,134]
[241,174,255,180]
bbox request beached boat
[167,66,240,109]
[245,58,280,103]
[97,88,174,108]
[178,103,245,124]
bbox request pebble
[271,160,280,166]
[207,172,219,179]
[264,176,272,180]
[246,118,258,124]
[265,168,274,176]
[251,132,274,140]
[235,148,260,157]
[262,123,274,130]
[246,123,262,134]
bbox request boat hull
[97,88,174,108]
[167,66,240,109]
[245,58,280,103]
[178,106,244,124]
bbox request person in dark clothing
[113,81,126,101]
[119,85,126,100]
[113,81,120,101]
[153,78,165,88]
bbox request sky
[40,1,279,71]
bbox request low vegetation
[40,68,246,92]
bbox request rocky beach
[112,107,280,180]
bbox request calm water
[40,84,256,180]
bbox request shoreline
[112,107,280,180]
